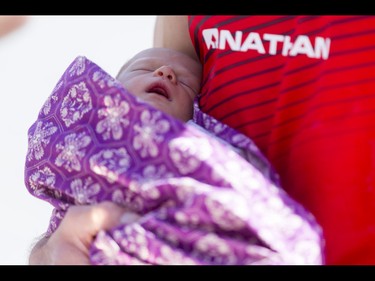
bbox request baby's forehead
[120,49,178,72]
[119,49,169,72]
[117,47,201,81]
[132,48,176,64]
[135,48,163,57]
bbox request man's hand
[29,201,127,265]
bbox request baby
[116,47,201,123]
[25,48,324,265]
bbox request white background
[0,15,156,265]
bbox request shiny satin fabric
[24,56,324,265]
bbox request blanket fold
[24,56,324,265]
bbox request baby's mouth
[147,83,171,101]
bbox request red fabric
[189,15,375,265]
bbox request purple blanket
[24,56,324,265]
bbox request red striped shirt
[189,15,375,265]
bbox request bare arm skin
[153,16,199,62]
[29,202,127,265]
[0,16,27,38]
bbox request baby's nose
[153,65,177,84]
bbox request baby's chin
[143,100,191,122]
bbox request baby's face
[117,48,202,122]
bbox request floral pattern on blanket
[24,56,324,265]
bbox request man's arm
[153,16,199,62]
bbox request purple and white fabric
[24,56,324,265]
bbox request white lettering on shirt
[202,28,331,60]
